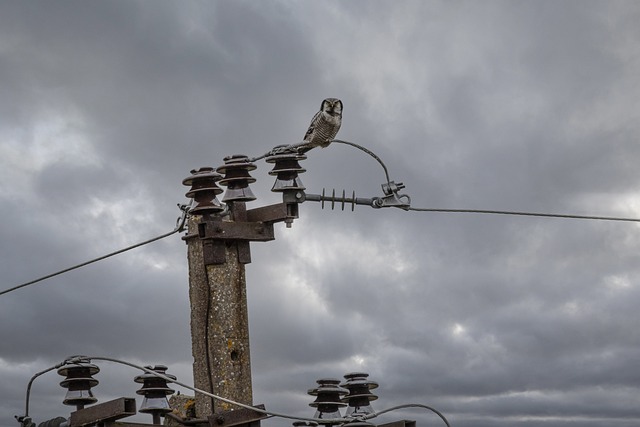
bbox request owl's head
[321,98,343,117]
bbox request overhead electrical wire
[5,139,640,298]
[20,355,451,427]
[326,139,640,223]
[252,139,392,186]
[22,362,68,418]
[406,206,640,222]
[12,141,636,427]
[331,139,392,186]
[0,203,191,298]
[363,403,451,427]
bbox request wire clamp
[14,415,34,427]
[372,181,411,210]
[176,201,194,232]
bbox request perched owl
[299,98,343,153]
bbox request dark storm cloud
[2,1,640,427]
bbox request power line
[21,355,451,427]
[406,206,640,222]
[365,404,451,427]
[0,204,190,298]
[6,139,640,299]
[325,141,640,223]
[331,139,392,185]
[250,139,392,186]
[0,229,176,297]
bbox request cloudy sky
[2,1,640,426]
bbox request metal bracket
[185,197,302,265]
[199,221,276,242]
[208,404,267,427]
[68,397,136,427]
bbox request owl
[299,98,343,153]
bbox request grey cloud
[3,2,640,427]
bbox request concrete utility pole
[182,154,305,420]
[17,144,425,427]
[184,204,253,417]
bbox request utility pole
[184,209,253,417]
[15,142,431,427]
[182,153,305,421]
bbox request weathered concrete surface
[186,216,253,418]
[166,394,196,426]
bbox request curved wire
[249,139,392,187]
[22,360,69,417]
[62,356,350,425]
[254,139,640,224]
[0,204,191,298]
[22,355,451,427]
[364,404,450,427]
[331,139,391,185]
[406,206,640,222]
